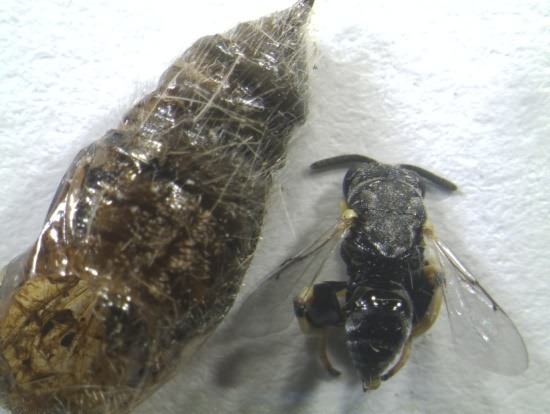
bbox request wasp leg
[380,338,413,382]
[294,281,347,377]
[412,263,443,338]
[294,285,316,335]
[319,330,341,377]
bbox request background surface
[1,0,548,413]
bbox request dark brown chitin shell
[0,1,313,413]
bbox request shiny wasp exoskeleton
[237,154,528,391]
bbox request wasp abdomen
[345,287,413,390]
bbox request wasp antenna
[310,154,378,171]
[399,164,458,192]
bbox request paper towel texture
[1,0,548,413]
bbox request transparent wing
[425,233,529,375]
[234,222,347,338]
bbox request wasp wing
[234,222,346,338]
[425,234,528,375]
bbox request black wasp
[237,154,528,391]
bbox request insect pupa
[0,1,313,413]
[236,154,527,391]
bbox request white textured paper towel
[0,0,548,413]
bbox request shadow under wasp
[236,154,528,391]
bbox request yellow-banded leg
[412,263,443,338]
[381,262,442,382]
[293,281,348,377]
